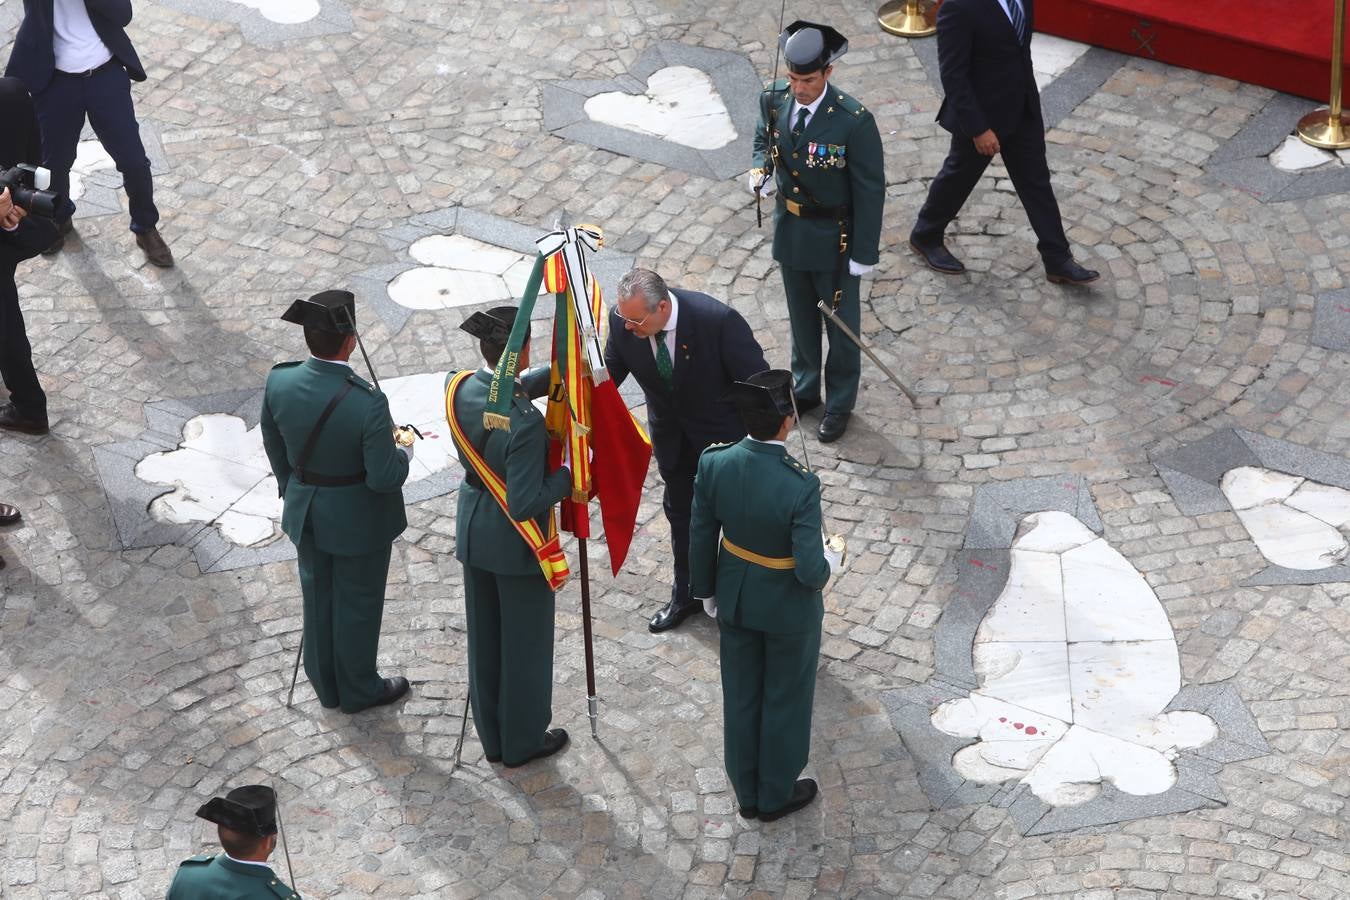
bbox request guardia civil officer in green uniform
[446,306,572,767]
[751,21,885,444]
[166,784,299,899]
[261,290,411,713]
[690,369,842,821]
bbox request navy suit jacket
[6,0,146,95]
[935,0,1041,139]
[604,289,767,474]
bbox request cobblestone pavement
[2,1,1349,898]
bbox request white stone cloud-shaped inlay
[583,65,737,151]
[933,511,1217,806]
[136,372,454,548]
[69,141,118,202]
[1220,466,1350,570]
[386,234,534,311]
[223,0,320,24]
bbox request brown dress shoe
[41,219,72,255]
[136,228,175,267]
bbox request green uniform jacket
[753,80,886,272]
[449,369,571,576]
[689,438,830,633]
[260,358,409,556]
[165,853,299,899]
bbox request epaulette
[834,92,867,117]
[270,361,302,371]
[178,853,214,866]
[266,877,299,899]
[763,77,788,93]
[346,372,375,393]
[782,454,812,478]
[703,441,734,453]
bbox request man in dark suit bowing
[6,0,174,265]
[908,0,1098,286]
[604,268,767,634]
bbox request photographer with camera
[0,77,60,436]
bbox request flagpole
[579,538,599,738]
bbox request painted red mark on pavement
[970,558,998,570]
[1140,375,1179,387]
[1026,726,1038,735]
[1338,306,1350,314]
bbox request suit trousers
[297,523,390,712]
[719,621,821,813]
[0,282,45,419]
[33,65,160,233]
[780,266,860,414]
[659,433,701,610]
[912,120,1071,266]
[463,565,555,764]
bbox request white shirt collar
[309,355,352,369]
[649,292,679,358]
[791,87,829,121]
[223,853,273,869]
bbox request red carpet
[1038,0,1350,101]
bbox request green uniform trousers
[780,266,861,415]
[464,565,556,764]
[297,523,391,712]
[719,620,821,813]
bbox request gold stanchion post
[878,0,938,38]
[1298,0,1350,149]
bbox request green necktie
[792,106,809,137]
[654,330,674,389]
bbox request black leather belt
[781,198,851,220]
[296,470,366,487]
[57,59,119,78]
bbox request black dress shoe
[758,778,818,822]
[369,676,410,708]
[738,805,758,819]
[649,598,698,633]
[909,238,965,274]
[0,504,19,526]
[792,395,821,415]
[136,227,175,268]
[0,555,5,571]
[503,727,569,767]
[1046,259,1099,285]
[818,412,850,444]
[0,403,49,435]
[41,219,72,256]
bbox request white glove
[848,259,874,277]
[746,171,777,198]
[400,442,415,462]
[700,595,717,618]
[824,546,843,575]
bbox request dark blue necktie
[1008,0,1028,44]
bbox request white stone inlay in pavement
[224,0,321,24]
[1270,135,1341,172]
[1031,33,1090,91]
[387,235,533,311]
[136,372,454,547]
[1220,466,1350,570]
[935,511,1217,805]
[69,141,117,201]
[584,65,737,151]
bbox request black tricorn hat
[724,369,796,418]
[460,305,520,343]
[779,21,848,75]
[281,289,356,335]
[195,785,278,838]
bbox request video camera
[0,164,66,219]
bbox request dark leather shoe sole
[503,727,569,767]
[818,413,850,444]
[909,240,965,274]
[758,778,818,822]
[0,418,49,436]
[649,601,698,633]
[0,504,20,526]
[1046,270,1100,285]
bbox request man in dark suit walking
[604,268,767,634]
[909,0,1098,286]
[6,0,174,266]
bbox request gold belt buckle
[784,198,803,216]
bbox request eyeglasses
[614,300,664,328]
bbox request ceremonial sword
[816,300,919,407]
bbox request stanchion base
[1297,108,1350,150]
[879,0,937,38]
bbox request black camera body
[0,164,66,219]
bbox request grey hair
[616,268,669,312]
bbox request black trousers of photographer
[1,217,55,418]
